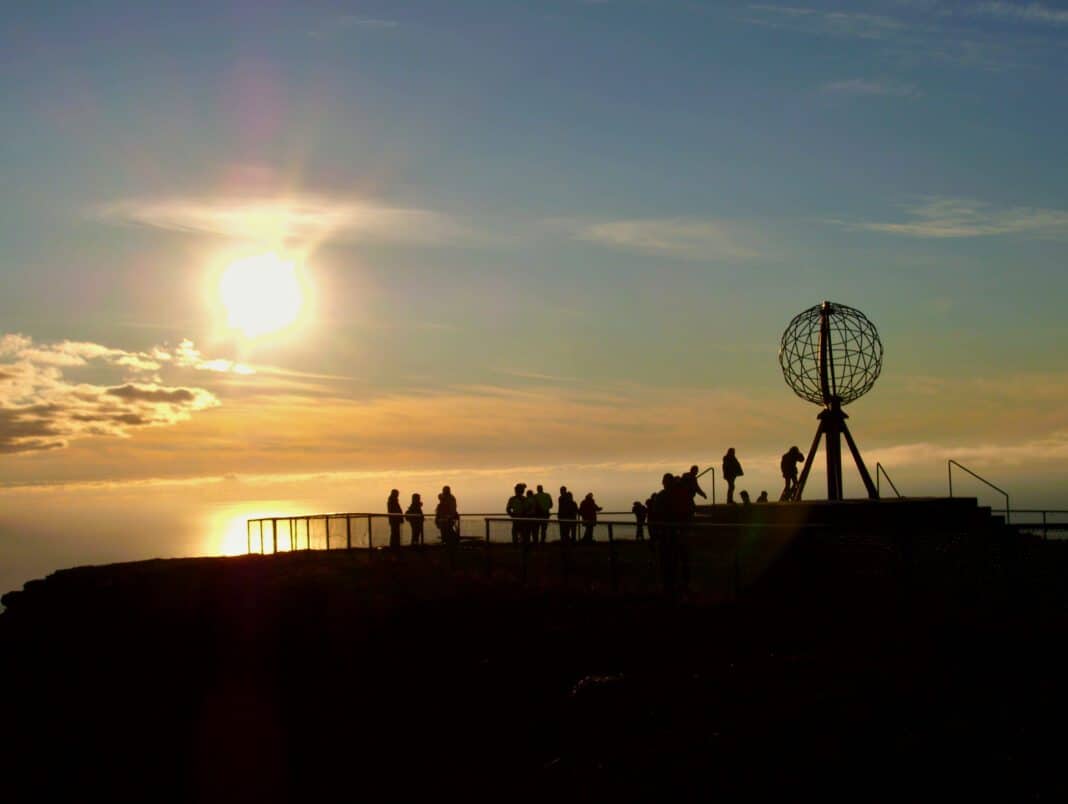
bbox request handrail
[992,509,1068,541]
[875,462,902,498]
[948,459,1010,524]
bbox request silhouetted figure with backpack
[722,448,743,504]
[387,489,403,548]
[534,484,553,543]
[756,490,769,503]
[406,492,424,545]
[579,493,601,543]
[436,485,458,546]
[780,446,805,500]
[631,500,648,541]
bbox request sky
[2,0,1068,591]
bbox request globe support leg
[842,419,878,500]
[792,421,824,501]
[791,403,879,501]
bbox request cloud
[307,14,398,38]
[822,78,919,96]
[830,197,1068,238]
[575,218,764,260]
[106,385,197,404]
[0,334,233,454]
[975,2,1068,25]
[95,195,464,247]
[745,5,907,39]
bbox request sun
[219,253,304,337]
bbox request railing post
[607,522,618,592]
[346,515,352,550]
[484,518,492,577]
[271,518,278,554]
[520,522,528,585]
[1043,511,1047,540]
[367,516,373,553]
[259,521,264,554]
[288,519,294,551]
[948,460,954,497]
[712,468,716,505]
[306,517,311,549]
[560,519,569,588]
[247,521,252,555]
[325,517,330,550]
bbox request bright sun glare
[219,253,304,337]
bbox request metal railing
[948,460,1010,524]
[245,511,855,597]
[875,462,902,498]
[993,509,1068,540]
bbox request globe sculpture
[778,301,882,501]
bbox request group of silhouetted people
[387,486,458,548]
[507,483,602,545]
[380,445,810,551]
[713,445,808,505]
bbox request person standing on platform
[534,484,553,543]
[559,490,579,543]
[387,489,403,548]
[683,466,708,505]
[524,489,537,545]
[780,446,805,500]
[406,492,424,545]
[579,493,602,543]
[507,483,527,544]
[722,448,744,505]
[631,500,648,541]
[437,485,459,546]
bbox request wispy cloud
[95,195,465,247]
[830,197,1068,238]
[976,2,1068,25]
[822,78,919,96]
[575,218,765,260]
[745,4,907,39]
[307,14,399,38]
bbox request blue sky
[2,1,1068,588]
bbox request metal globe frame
[778,301,882,501]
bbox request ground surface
[3,536,1068,802]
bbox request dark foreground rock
[3,541,1068,802]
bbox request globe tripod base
[790,402,878,501]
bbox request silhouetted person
[534,484,553,543]
[559,490,579,543]
[722,448,743,504]
[650,473,691,595]
[579,493,601,542]
[780,445,805,500]
[387,489,403,548]
[682,465,707,507]
[524,489,537,545]
[756,490,769,503]
[436,485,458,546]
[740,489,751,505]
[507,483,527,544]
[631,500,647,541]
[406,492,424,545]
